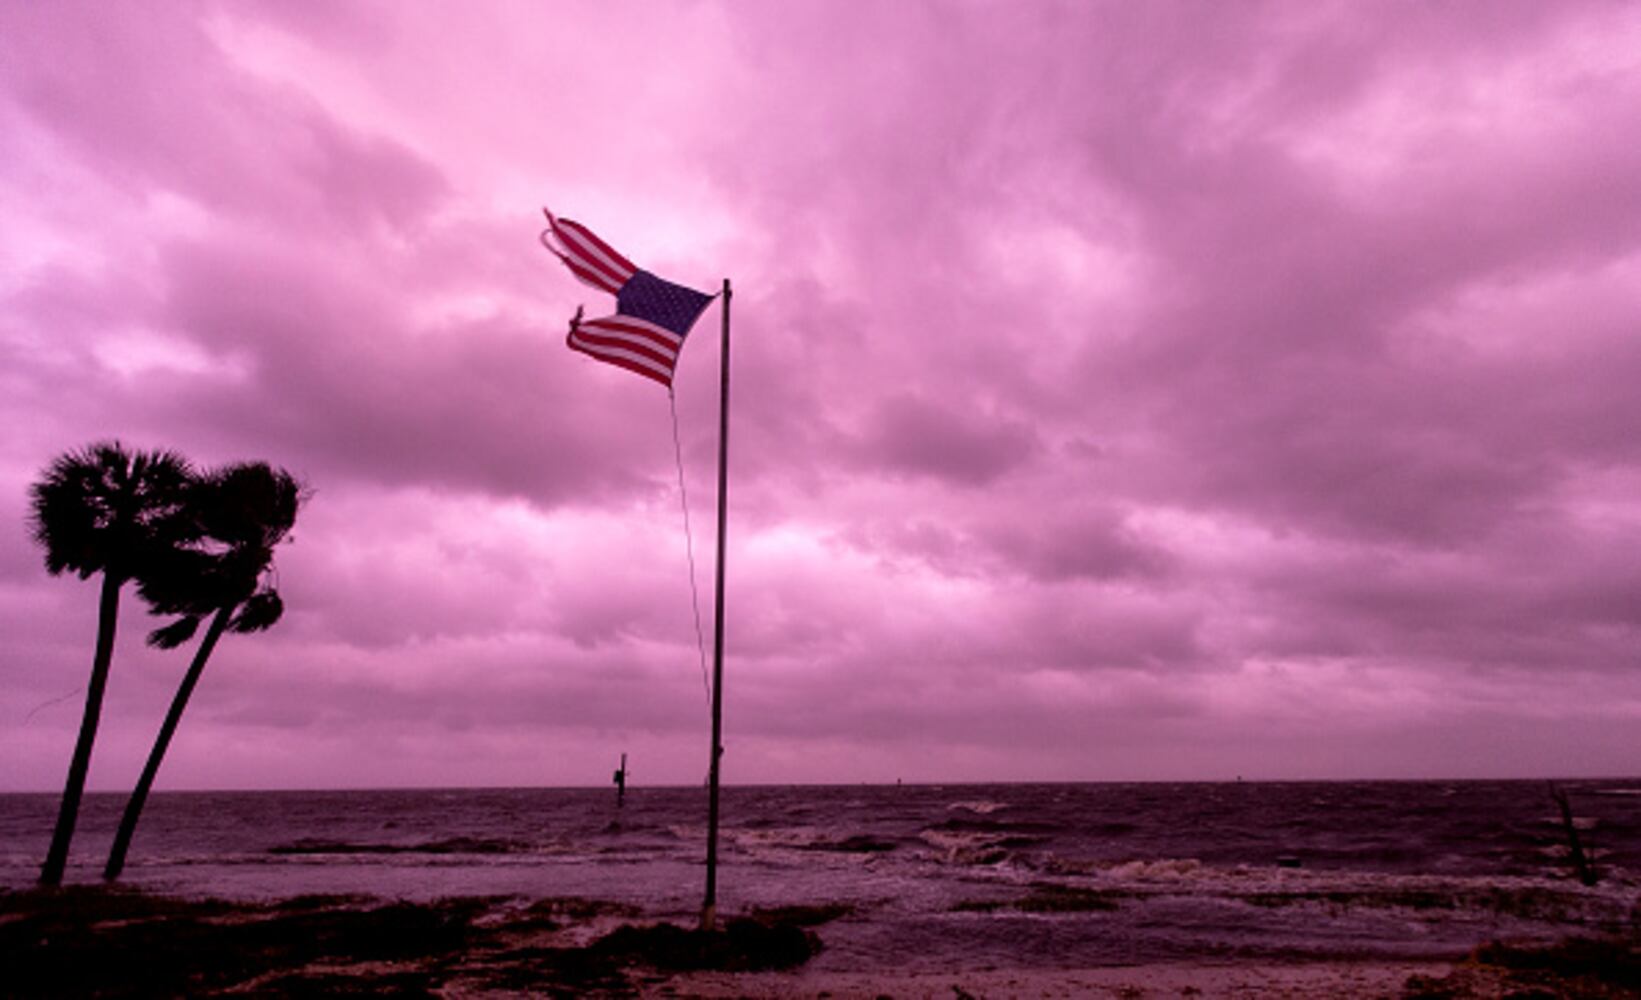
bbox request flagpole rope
[670,388,713,707]
[22,687,83,723]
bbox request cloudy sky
[3,1,1639,792]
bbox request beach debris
[0,887,481,997]
[1404,933,1641,998]
[588,916,821,972]
[951,883,1122,914]
[745,901,855,926]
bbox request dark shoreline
[1,886,822,997]
[5,885,1638,998]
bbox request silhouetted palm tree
[29,442,196,886]
[103,462,304,881]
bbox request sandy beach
[660,962,1454,999]
[656,946,1640,999]
[5,886,1636,998]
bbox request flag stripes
[544,212,636,295]
[568,315,685,385]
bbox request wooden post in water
[701,278,731,931]
[1549,782,1598,886]
[614,752,627,807]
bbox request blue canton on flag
[618,271,715,341]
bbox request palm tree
[29,442,196,886]
[103,462,304,881]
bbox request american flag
[541,209,714,387]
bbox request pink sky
[3,2,1639,791]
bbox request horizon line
[4,774,1638,796]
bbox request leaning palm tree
[103,462,304,881]
[29,442,196,886]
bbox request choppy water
[3,780,1637,970]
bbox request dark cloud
[3,1,1639,788]
[981,509,1174,583]
[853,394,1038,486]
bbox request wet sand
[664,963,1450,998]
[662,951,1641,999]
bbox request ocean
[3,780,1637,973]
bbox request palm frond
[230,589,284,633]
[200,463,304,549]
[147,615,202,650]
[128,460,305,631]
[135,548,226,615]
[28,441,199,582]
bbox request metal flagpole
[701,278,731,931]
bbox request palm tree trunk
[103,605,232,882]
[40,573,122,886]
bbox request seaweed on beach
[524,896,644,920]
[2,887,240,997]
[589,917,821,971]
[0,887,824,998]
[747,901,856,926]
[803,834,899,853]
[951,884,1122,914]
[234,897,484,962]
[1473,935,1641,990]
[268,892,377,911]
[246,968,444,997]
[511,895,644,931]
[455,910,823,995]
[1,888,485,997]
[457,943,631,997]
[1403,933,1641,999]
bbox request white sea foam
[730,826,828,850]
[1075,858,1641,920]
[918,829,1013,865]
[1538,814,1601,830]
[947,800,1009,814]
[1103,857,1209,880]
